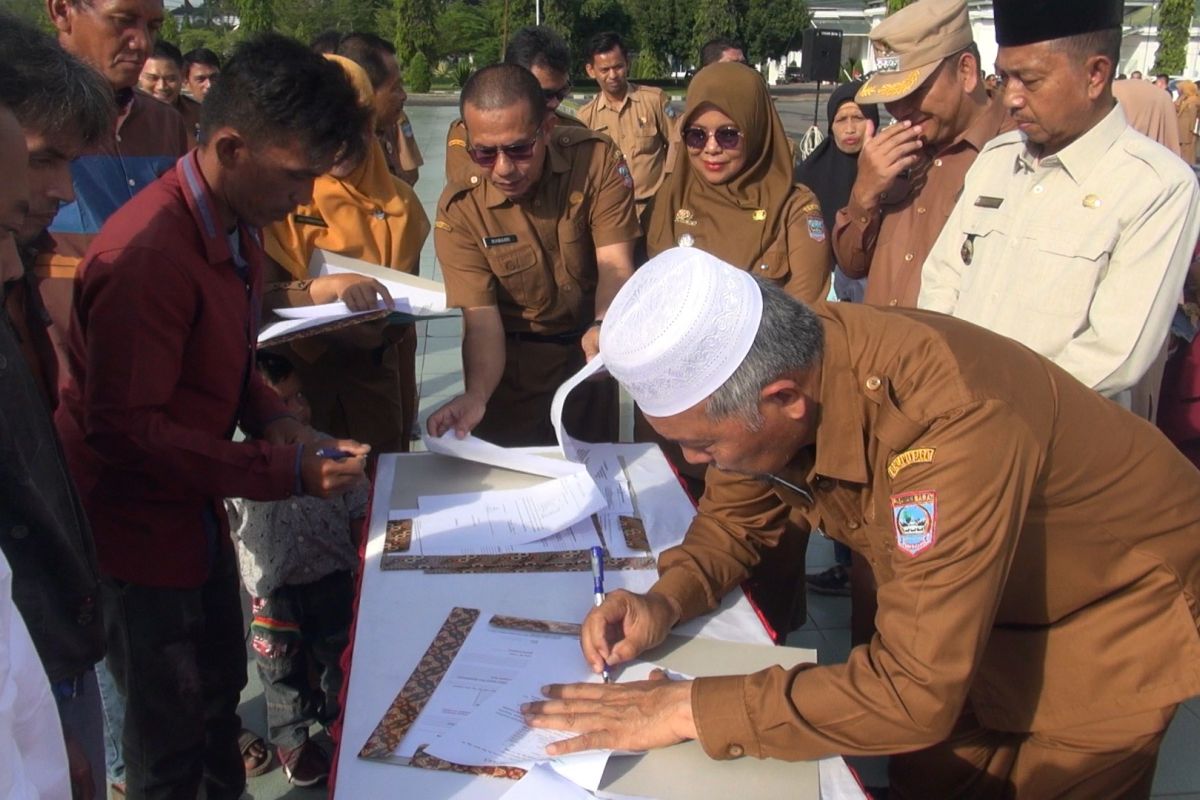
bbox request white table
[332,444,866,799]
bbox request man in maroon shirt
[54,35,370,800]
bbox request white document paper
[422,431,580,479]
[551,356,609,462]
[272,300,386,319]
[424,634,611,789]
[393,618,571,759]
[501,763,598,799]
[415,470,606,554]
[312,248,448,314]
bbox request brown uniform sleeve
[433,195,496,310]
[588,140,641,248]
[782,193,833,304]
[832,200,882,279]
[689,399,1044,762]
[651,469,795,622]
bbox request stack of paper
[258,249,455,344]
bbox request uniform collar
[1014,101,1125,183]
[773,314,870,491]
[810,315,871,485]
[596,85,634,112]
[176,150,260,267]
[956,92,1010,154]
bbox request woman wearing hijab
[645,61,831,304]
[795,80,879,304]
[643,62,830,640]
[1175,80,1200,165]
[263,54,431,453]
[1113,78,1182,157]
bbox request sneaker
[806,564,850,596]
[279,740,331,787]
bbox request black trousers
[101,544,247,800]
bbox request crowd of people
[3,0,1200,797]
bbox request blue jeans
[95,657,125,784]
[250,570,353,751]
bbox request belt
[505,329,583,345]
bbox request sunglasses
[682,126,743,151]
[543,81,572,103]
[466,134,540,168]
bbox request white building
[767,0,1200,85]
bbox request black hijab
[794,81,880,230]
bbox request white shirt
[0,548,69,799]
[918,103,1200,406]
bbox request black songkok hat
[994,0,1124,47]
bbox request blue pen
[589,546,611,683]
[315,447,354,461]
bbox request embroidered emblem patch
[675,208,698,226]
[434,219,453,232]
[752,209,767,221]
[876,54,901,72]
[401,121,414,138]
[807,217,826,242]
[891,490,937,557]
[887,448,935,479]
[616,158,633,189]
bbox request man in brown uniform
[444,25,586,187]
[577,31,674,222]
[524,248,1200,799]
[428,64,638,446]
[834,0,1009,309]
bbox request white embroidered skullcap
[599,247,763,417]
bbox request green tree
[383,0,437,64]
[235,0,274,34]
[690,0,744,64]
[3,0,57,33]
[744,0,808,63]
[437,0,500,63]
[886,0,914,11]
[160,9,182,45]
[1156,0,1193,75]
[626,0,694,70]
[405,50,433,91]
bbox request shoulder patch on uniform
[887,447,935,479]
[615,156,633,189]
[448,138,467,149]
[434,219,453,232]
[807,217,826,242]
[891,490,937,557]
[801,202,821,215]
[401,121,415,138]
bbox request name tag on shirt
[973,196,1004,209]
[483,234,518,248]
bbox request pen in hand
[316,447,355,461]
[590,546,611,683]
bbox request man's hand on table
[522,671,697,755]
[581,589,681,674]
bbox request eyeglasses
[682,126,743,151]
[466,135,540,168]
[543,81,572,104]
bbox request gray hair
[705,278,824,429]
[0,12,114,149]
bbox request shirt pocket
[485,243,551,314]
[635,118,662,155]
[957,207,1010,296]
[558,215,597,294]
[1017,223,1115,317]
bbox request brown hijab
[645,62,795,269]
[1112,79,1181,156]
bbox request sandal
[239,728,274,777]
